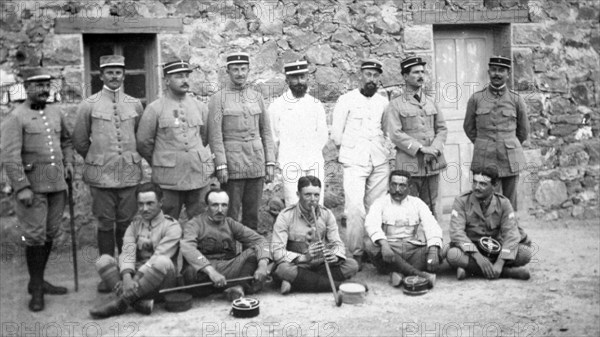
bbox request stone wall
[1,0,599,247]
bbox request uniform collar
[487,84,507,96]
[143,211,165,229]
[166,90,187,102]
[403,88,425,105]
[295,202,321,224]
[468,193,500,218]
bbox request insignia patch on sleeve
[451,210,458,217]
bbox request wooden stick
[311,206,342,307]
[159,276,255,294]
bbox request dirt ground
[1,213,599,337]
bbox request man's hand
[419,146,439,156]
[253,259,269,282]
[64,163,74,181]
[491,258,505,279]
[17,188,34,207]
[323,247,339,264]
[265,165,275,183]
[473,252,496,279]
[204,266,227,287]
[121,274,138,300]
[423,153,437,166]
[216,168,228,184]
[379,239,395,263]
[307,241,324,260]
[426,246,440,272]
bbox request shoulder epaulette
[164,214,175,221]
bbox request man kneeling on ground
[446,166,532,280]
[364,170,442,288]
[271,176,359,294]
[180,189,270,300]
[90,182,182,318]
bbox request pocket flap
[158,117,176,128]
[502,109,516,118]
[424,105,438,116]
[24,125,42,133]
[120,110,138,121]
[85,153,104,165]
[223,108,241,116]
[475,108,490,115]
[248,106,262,115]
[153,151,176,167]
[91,110,112,121]
[504,140,517,149]
[399,109,418,117]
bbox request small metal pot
[402,276,430,296]
[230,297,260,318]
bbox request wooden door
[433,27,494,213]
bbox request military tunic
[1,101,74,245]
[463,86,529,177]
[137,92,214,190]
[449,191,527,261]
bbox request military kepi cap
[361,59,383,73]
[284,60,308,75]
[100,55,125,68]
[226,52,250,66]
[488,55,511,69]
[21,68,53,82]
[401,56,426,72]
[163,60,192,75]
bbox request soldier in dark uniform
[271,176,359,294]
[207,52,275,232]
[383,56,448,218]
[446,166,532,280]
[72,55,144,292]
[463,56,530,211]
[90,183,182,318]
[0,68,74,311]
[180,189,270,300]
[137,60,215,219]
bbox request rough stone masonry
[0,0,598,247]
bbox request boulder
[535,179,568,207]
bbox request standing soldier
[72,55,144,293]
[137,60,214,219]
[330,59,390,268]
[268,60,329,206]
[463,56,529,211]
[383,56,447,218]
[1,68,74,311]
[208,52,275,231]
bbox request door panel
[434,27,494,214]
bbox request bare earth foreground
[1,214,599,337]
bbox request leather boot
[26,245,46,312]
[500,267,530,280]
[456,267,467,281]
[89,297,128,319]
[131,299,154,315]
[280,281,292,295]
[28,281,67,295]
[390,272,403,287]
[115,226,127,255]
[291,268,340,293]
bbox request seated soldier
[364,170,441,288]
[180,189,270,300]
[90,183,182,318]
[446,166,532,280]
[271,176,359,294]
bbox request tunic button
[44,122,49,126]
[47,135,51,139]
[50,149,54,152]
[50,156,55,160]
[49,141,53,146]
[42,116,46,120]
[46,128,51,132]
[50,163,56,166]
[39,111,44,115]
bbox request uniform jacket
[463,86,529,177]
[207,83,275,179]
[137,92,214,190]
[119,211,182,275]
[331,89,390,167]
[72,87,144,188]
[449,191,524,260]
[180,213,270,272]
[1,101,74,193]
[271,204,346,264]
[268,90,329,170]
[364,194,443,247]
[383,92,447,176]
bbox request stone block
[332,29,364,45]
[513,24,546,45]
[403,25,432,50]
[535,179,568,207]
[513,48,534,91]
[313,66,344,102]
[539,71,568,93]
[549,124,578,137]
[306,45,334,65]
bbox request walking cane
[310,206,343,307]
[159,276,255,294]
[66,177,79,291]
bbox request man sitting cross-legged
[364,170,442,288]
[446,166,532,280]
[90,182,182,318]
[180,189,270,300]
[271,176,359,294]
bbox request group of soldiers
[1,51,534,316]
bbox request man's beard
[360,82,378,97]
[290,83,308,98]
